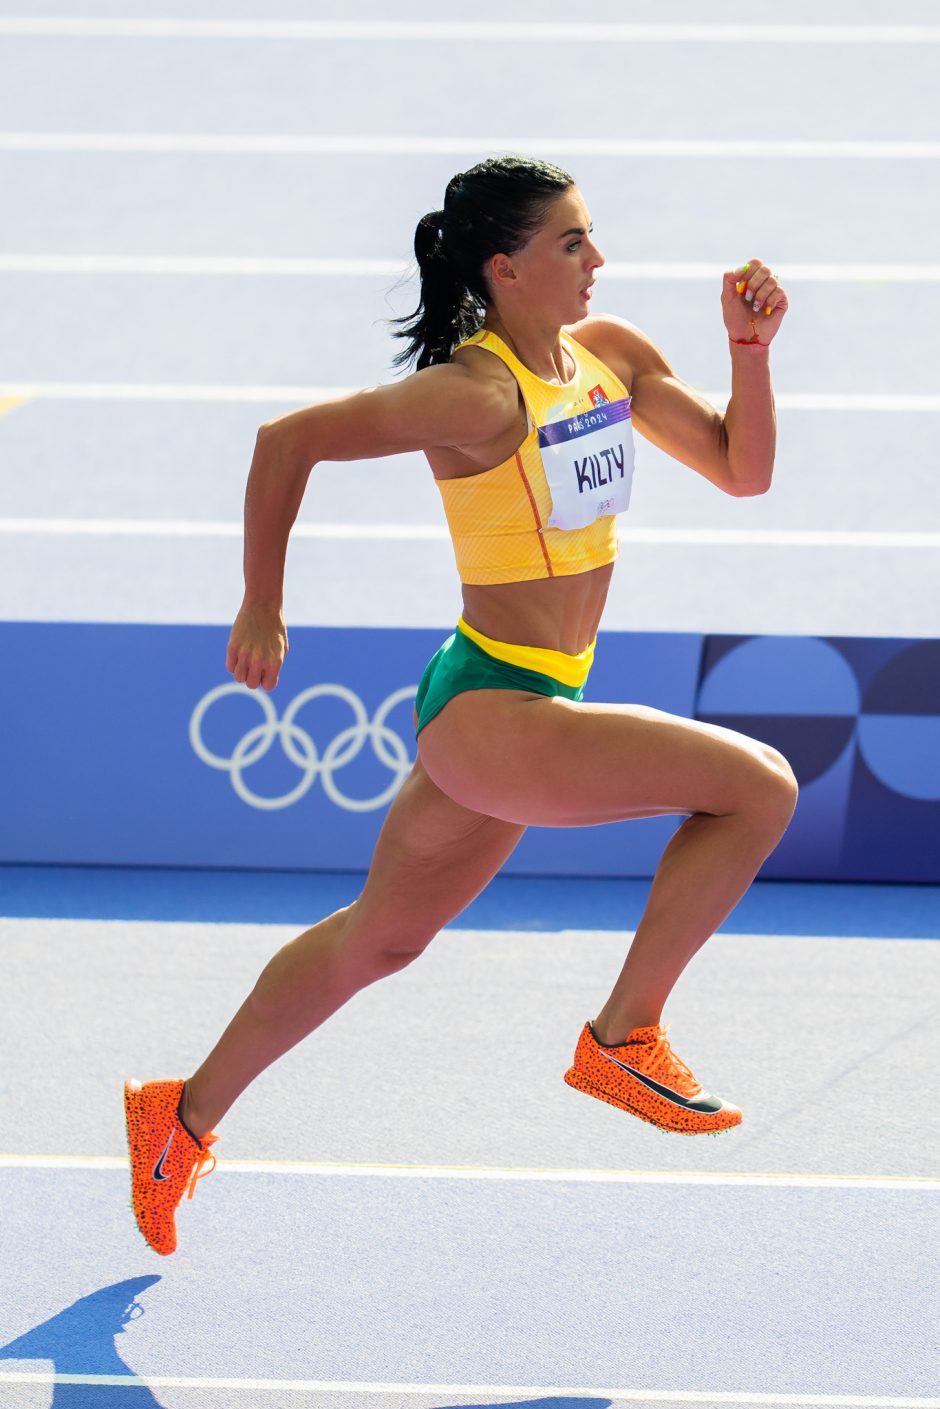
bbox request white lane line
[1,255,936,282]
[0,1376,936,1408]
[1,520,938,550]
[626,529,940,549]
[2,18,940,42]
[763,394,940,411]
[3,383,940,412]
[0,381,333,403]
[3,133,939,159]
[0,1377,937,1409]
[0,255,405,276]
[0,518,441,541]
[0,1154,936,1189]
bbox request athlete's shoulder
[568,313,675,380]
[397,355,519,449]
[450,336,519,388]
[447,340,522,416]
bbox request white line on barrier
[0,1153,936,1189]
[1,18,939,42]
[2,133,939,158]
[3,383,940,412]
[1,255,936,282]
[0,1376,936,1408]
[0,1374,936,1407]
[0,519,937,550]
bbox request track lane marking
[3,134,939,158]
[1,1154,936,1189]
[2,18,940,42]
[0,1374,936,1406]
[0,521,938,550]
[0,381,334,403]
[2,256,937,281]
[0,384,938,412]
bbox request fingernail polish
[745,290,754,301]
[764,305,772,316]
[736,281,746,294]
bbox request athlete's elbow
[254,421,281,462]
[724,456,774,496]
[254,415,318,477]
[727,474,773,497]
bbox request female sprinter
[125,155,797,1255]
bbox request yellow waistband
[457,616,595,688]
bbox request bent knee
[360,939,436,984]
[752,745,799,828]
[344,909,439,984]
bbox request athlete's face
[489,186,605,325]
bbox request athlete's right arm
[227,363,510,691]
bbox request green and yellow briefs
[414,616,595,736]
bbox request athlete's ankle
[590,1020,627,1047]
[591,1009,662,1047]
[178,1080,212,1143]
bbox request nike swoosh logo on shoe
[599,1051,724,1114]
[153,1130,175,1181]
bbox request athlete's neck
[482,313,575,386]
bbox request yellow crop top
[435,328,634,585]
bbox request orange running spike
[564,1022,742,1135]
[124,1078,217,1255]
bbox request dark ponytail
[391,154,574,372]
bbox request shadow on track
[434,1399,613,1408]
[0,1275,164,1406]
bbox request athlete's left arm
[578,261,788,497]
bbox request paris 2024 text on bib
[538,398,635,531]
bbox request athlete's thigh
[354,754,526,938]
[418,689,792,827]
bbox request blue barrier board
[5,624,939,880]
[699,634,940,881]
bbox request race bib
[538,398,635,531]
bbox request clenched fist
[226,601,288,692]
[721,258,789,347]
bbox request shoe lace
[186,1133,218,1201]
[645,1026,700,1098]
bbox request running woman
[125,155,796,1255]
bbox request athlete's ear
[489,252,517,289]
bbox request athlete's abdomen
[460,561,614,657]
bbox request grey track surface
[2,8,939,1406]
[4,0,940,17]
[3,152,938,266]
[2,1,939,636]
[4,917,938,1178]
[7,277,939,394]
[2,1169,936,1396]
[2,914,939,1402]
[2,43,937,143]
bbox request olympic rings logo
[189,682,417,812]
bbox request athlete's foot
[564,1021,742,1135]
[124,1078,218,1255]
